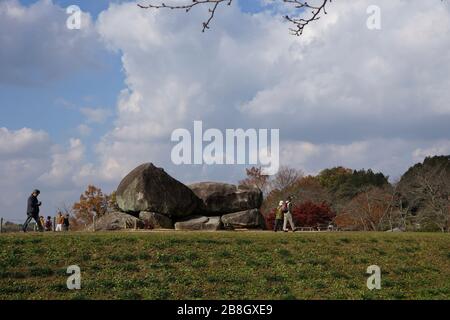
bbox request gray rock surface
[139,211,173,229]
[116,163,201,217]
[89,212,143,231]
[174,216,222,231]
[189,182,263,215]
[221,209,266,229]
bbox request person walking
[283,196,296,232]
[63,214,70,231]
[23,189,43,232]
[55,212,64,232]
[274,201,284,232]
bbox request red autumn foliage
[265,208,277,230]
[265,201,336,229]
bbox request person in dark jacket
[23,189,43,232]
[45,216,53,231]
[63,214,70,231]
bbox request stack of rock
[92,163,265,231]
[182,182,265,231]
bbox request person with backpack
[283,196,296,232]
[23,189,43,232]
[274,200,284,232]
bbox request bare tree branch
[138,0,233,32]
[283,0,331,36]
[138,0,449,36]
[138,0,331,35]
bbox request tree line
[240,155,450,232]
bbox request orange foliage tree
[239,166,270,195]
[72,185,111,228]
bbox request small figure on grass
[273,200,284,232]
[23,189,43,232]
[55,212,64,232]
[63,214,70,231]
[283,196,297,232]
[45,216,53,232]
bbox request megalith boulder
[116,163,201,217]
[188,182,263,215]
[221,209,266,229]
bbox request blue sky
[1,0,450,220]
[3,1,126,156]
[20,0,126,17]
[19,0,267,16]
[3,0,266,160]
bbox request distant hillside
[401,155,450,183]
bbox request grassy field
[0,231,449,300]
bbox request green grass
[0,231,449,300]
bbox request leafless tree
[341,186,400,231]
[138,0,331,35]
[410,167,450,232]
[271,166,304,191]
[57,203,74,217]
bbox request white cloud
[39,138,85,186]
[0,128,98,221]
[92,0,450,185]
[0,127,50,159]
[0,128,51,221]
[412,141,450,163]
[2,0,450,220]
[77,124,92,137]
[80,107,111,124]
[0,0,101,86]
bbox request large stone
[116,163,201,217]
[188,182,263,215]
[88,212,143,231]
[221,209,266,229]
[139,211,173,229]
[175,216,222,231]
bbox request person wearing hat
[274,200,285,232]
[283,196,296,232]
[23,189,43,232]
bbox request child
[45,216,53,231]
[55,212,64,232]
[274,200,284,232]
